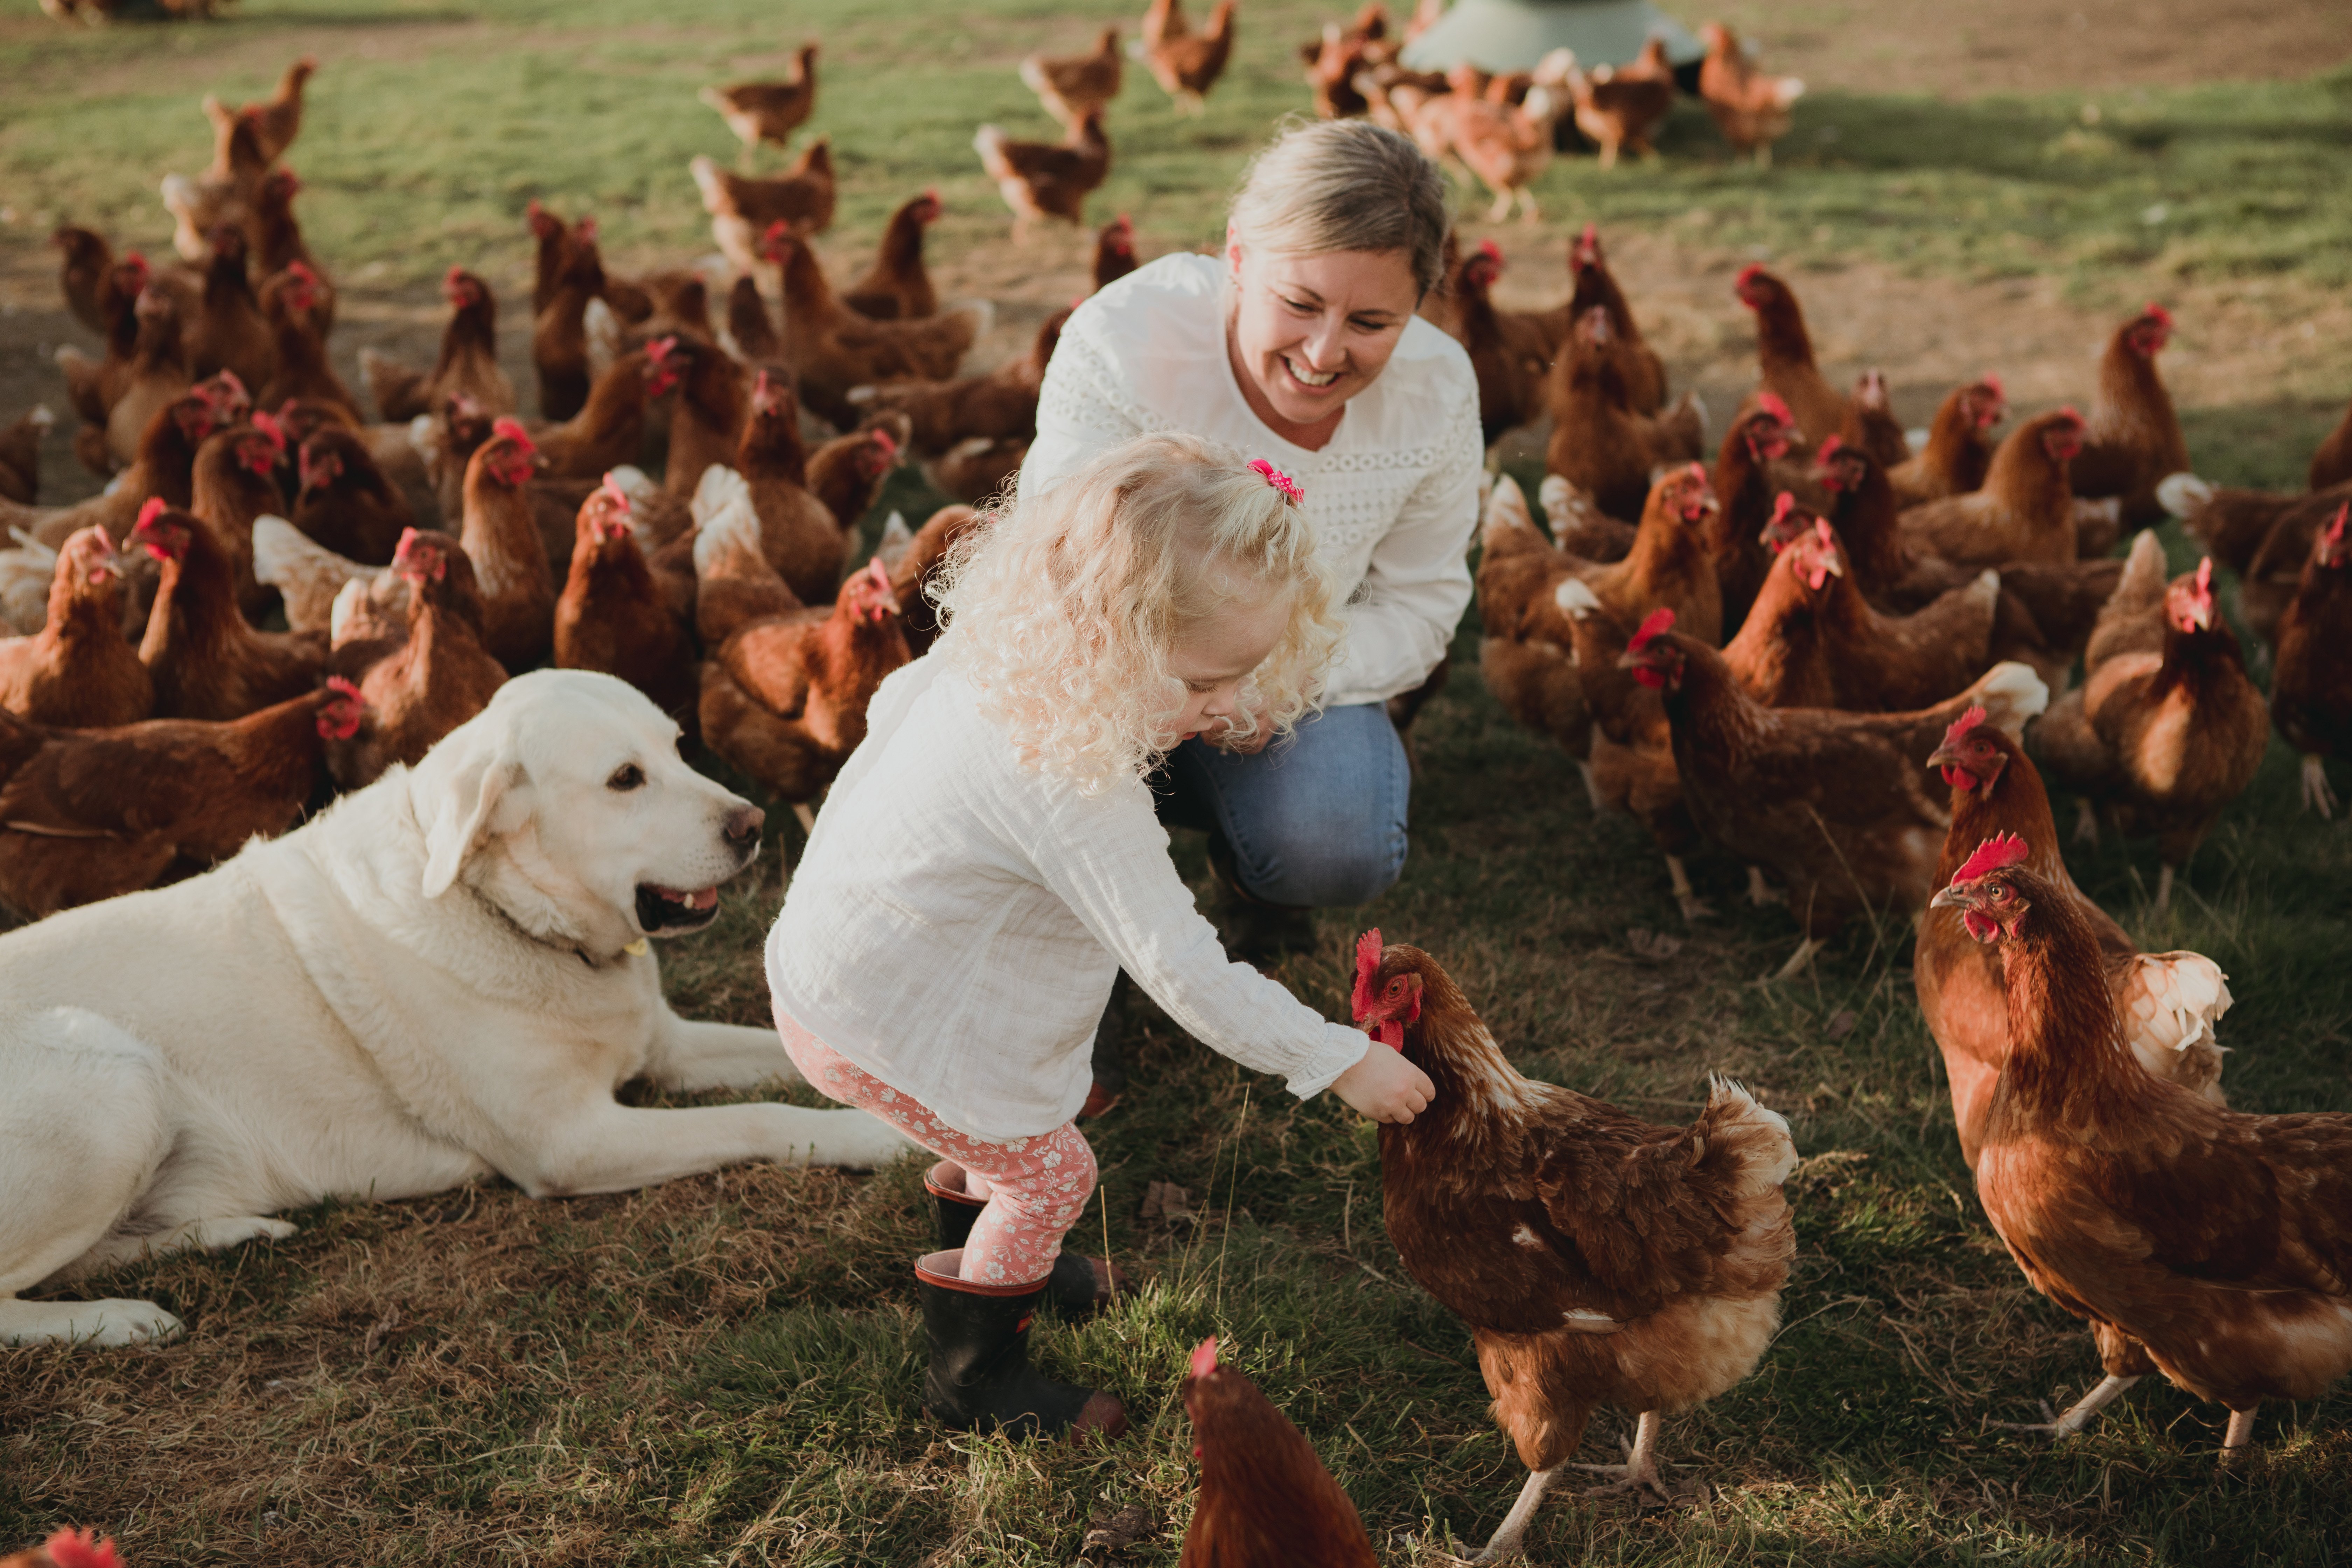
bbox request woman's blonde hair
[933,433,1343,794]
[1228,118,1452,296]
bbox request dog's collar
[465,884,638,969]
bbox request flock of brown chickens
[1309,6,1804,219]
[8,14,2352,1567]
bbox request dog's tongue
[652,885,719,911]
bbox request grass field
[4,0,2352,1563]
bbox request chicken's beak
[1924,743,1960,772]
[1927,885,1968,911]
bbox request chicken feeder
[1399,0,1702,74]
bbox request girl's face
[1225,238,1421,445]
[1162,584,1292,747]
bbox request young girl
[766,433,1436,1441]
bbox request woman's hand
[1332,1038,1435,1124]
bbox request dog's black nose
[723,805,765,854]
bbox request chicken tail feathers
[2118,950,2234,1103]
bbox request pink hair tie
[1247,458,1304,506]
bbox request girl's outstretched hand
[1332,1038,1436,1124]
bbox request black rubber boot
[923,1162,1126,1318]
[916,1250,1128,1441]
[1206,833,1318,962]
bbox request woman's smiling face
[1225,237,1421,446]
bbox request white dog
[0,670,915,1347]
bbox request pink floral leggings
[774,1006,1098,1288]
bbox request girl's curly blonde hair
[932,433,1343,794]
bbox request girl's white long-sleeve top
[765,653,1373,1142]
[1019,252,1484,708]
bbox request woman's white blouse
[1020,252,1484,708]
[766,655,1374,1143]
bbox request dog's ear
[418,731,525,899]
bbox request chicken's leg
[2154,863,2176,919]
[1768,937,1823,983]
[2072,797,2099,845]
[1745,866,1785,907]
[1469,1465,1556,1562]
[2220,1404,2258,1466]
[1989,1371,2140,1438]
[1666,855,1712,923]
[2301,754,2338,819]
[1571,1408,1672,1501]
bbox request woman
[1021,119,1479,968]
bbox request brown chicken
[1177,1338,1378,1568]
[700,556,912,828]
[103,286,193,471]
[248,167,323,285]
[1023,27,1124,130]
[291,425,415,566]
[531,343,680,480]
[2070,304,2189,531]
[766,226,982,429]
[190,412,290,618]
[257,262,358,419]
[1918,715,2233,1169]
[2161,463,2352,586]
[54,252,152,468]
[1732,265,1868,456]
[5,378,246,553]
[1556,224,1664,413]
[690,476,802,649]
[1569,463,1723,643]
[1888,374,2005,507]
[451,419,554,671]
[208,56,316,164]
[652,335,749,515]
[0,406,52,507]
[847,312,1057,462]
[554,476,696,725]
[842,190,944,322]
[1932,840,2352,1461]
[1139,0,1237,115]
[1476,475,1592,760]
[2209,478,2352,648]
[711,371,851,604]
[362,267,515,423]
[700,45,820,169]
[1451,240,1552,446]
[1625,613,2047,976]
[1357,929,1795,1553]
[1723,509,2000,713]
[133,500,328,721]
[1696,22,1804,166]
[530,211,609,420]
[0,526,151,728]
[329,530,506,788]
[162,110,267,266]
[1561,38,1675,168]
[1707,393,1795,629]
[54,225,131,336]
[693,141,839,277]
[884,502,980,656]
[975,110,1112,238]
[2035,538,2269,915]
[0,679,358,920]
[183,225,275,402]
[2269,503,2352,816]
[1545,308,1706,523]
[1420,52,1575,222]
[1898,408,2086,568]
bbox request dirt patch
[1716,0,2352,98]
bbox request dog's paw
[23,1298,186,1348]
[188,1216,300,1252]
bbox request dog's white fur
[0,670,916,1347]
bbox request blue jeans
[1153,702,1411,908]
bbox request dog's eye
[607,764,646,792]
